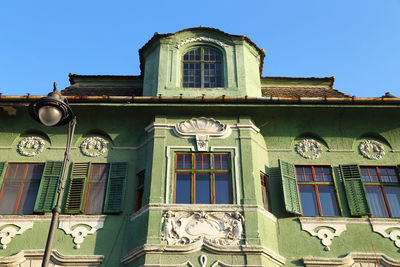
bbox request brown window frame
[84,163,109,214]
[260,173,271,212]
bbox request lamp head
[29,86,74,127]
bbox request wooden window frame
[181,46,223,88]
[83,163,109,214]
[260,173,271,211]
[296,165,340,216]
[361,166,400,218]
[174,153,231,204]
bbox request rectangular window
[260,173,271,211]
[0,163,44,214]
[174,153,231,204]
[135,170,145,211]
[296,166,339,216]
[84,163,109,214]
[361,166,400,218]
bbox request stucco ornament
[176,37,228,49]
[59,217,105,249]
[296,139,323,159]
[0,222,33,249]
[18,136,45,157]
[359,140,385,160]
[371,220,400,248]
[161,210,245,246]
[174,117,231,151]
[299,218,346,251]
[80,137,108,157]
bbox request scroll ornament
[80,137,108,157]
[296,139,322,159]
[18,136,45,157]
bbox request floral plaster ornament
[18,137,45,157]
[80,137,108,157]
[296,139,322,159]
[359,140,385,160]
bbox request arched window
[182,47,223,88]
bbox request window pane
[195,173,210,204]
[0,183,20,214]
[25,164,44,181]
[385,187,400,217]
[86,183,106,214]
[366,187,389,217]
[90,164,109,181]
[195,154,210,169]
[299,186,318,216]
[176,173,191,204]
[215,173,230,204]
[318,186,339,216]
[18,182,40,214]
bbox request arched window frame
[181,45,225,88]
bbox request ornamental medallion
[80,137,108,157]
[296,139,322,160]
[359,140,385,160]
[18,137,45,157]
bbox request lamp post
[28,83,76,267]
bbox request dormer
[139,27,265,97]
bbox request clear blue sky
[1,0,399,97]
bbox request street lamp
[28,83,76,267]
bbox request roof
[261,87,351,98]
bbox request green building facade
[0,27,399,266]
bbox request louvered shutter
[340,164,371,216]
[65,162,90,213]
[34,161,63,213]
[103,162,128,213]
[279,160,302,215]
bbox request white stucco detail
[59,216,105,249]
[161,210,244,246]
[80,136,108,157]
[299,218,347,251]
[174,117,232,151]
[296,139,323,159]
[176,37,229,48]
[0,221,33,249]
[370,218,400,248]
[17,136,45,157]
[359,140,385,160]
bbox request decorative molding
[18,136,45,157]
[80,137,108,157]
[0,249,104,266]
[59,216,106,249]
[266,149,292,152]
[0,221,33,249]
[370,218,400,248]
[303,252,400,267]
[296,139,322,159]
[121,239,286,266]
[230,124,260,134]
[176,37,229,48]
[299,217,347,251]
[174,117,232,151]
[390,150,400,153]
[162,210,244,246]
[359,140,385,160]
[0,147,12,149]
[327,149,354,152]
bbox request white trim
[175,37,229,49]
[370,218,400,248]
[210,146,240,204]
[303,252,400,266]
[165,146,195,203]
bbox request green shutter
[0,162,7,189]
[103,162,128,214]
[340,164,371,216]
[65,162,90,214]
[34,161,63,213]
[279,160,302,215]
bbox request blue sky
[0,0,399,97]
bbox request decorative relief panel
[18,136,45,157]
[0,221,33,249]
[174,118,231,151]
[296,139,322,159]
[359,140,385,160]
[162,210,244,246]
[299,218,346,251]
[59,216,105,249]
[80,137,108,157]
[176,37,228,48]
[370,219,400,248]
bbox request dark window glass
[385,187,400,217]
[135,170,145,212]
[0,163,44,214]
[195,173,211,204]
[366,186,389,217]
[318,187,339,216]
[85,164,109,214]
[299,186,318,216]
[182,47,223,88]
[176,173,191,204]
[215,173,230,204]
[260,173,270,211]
